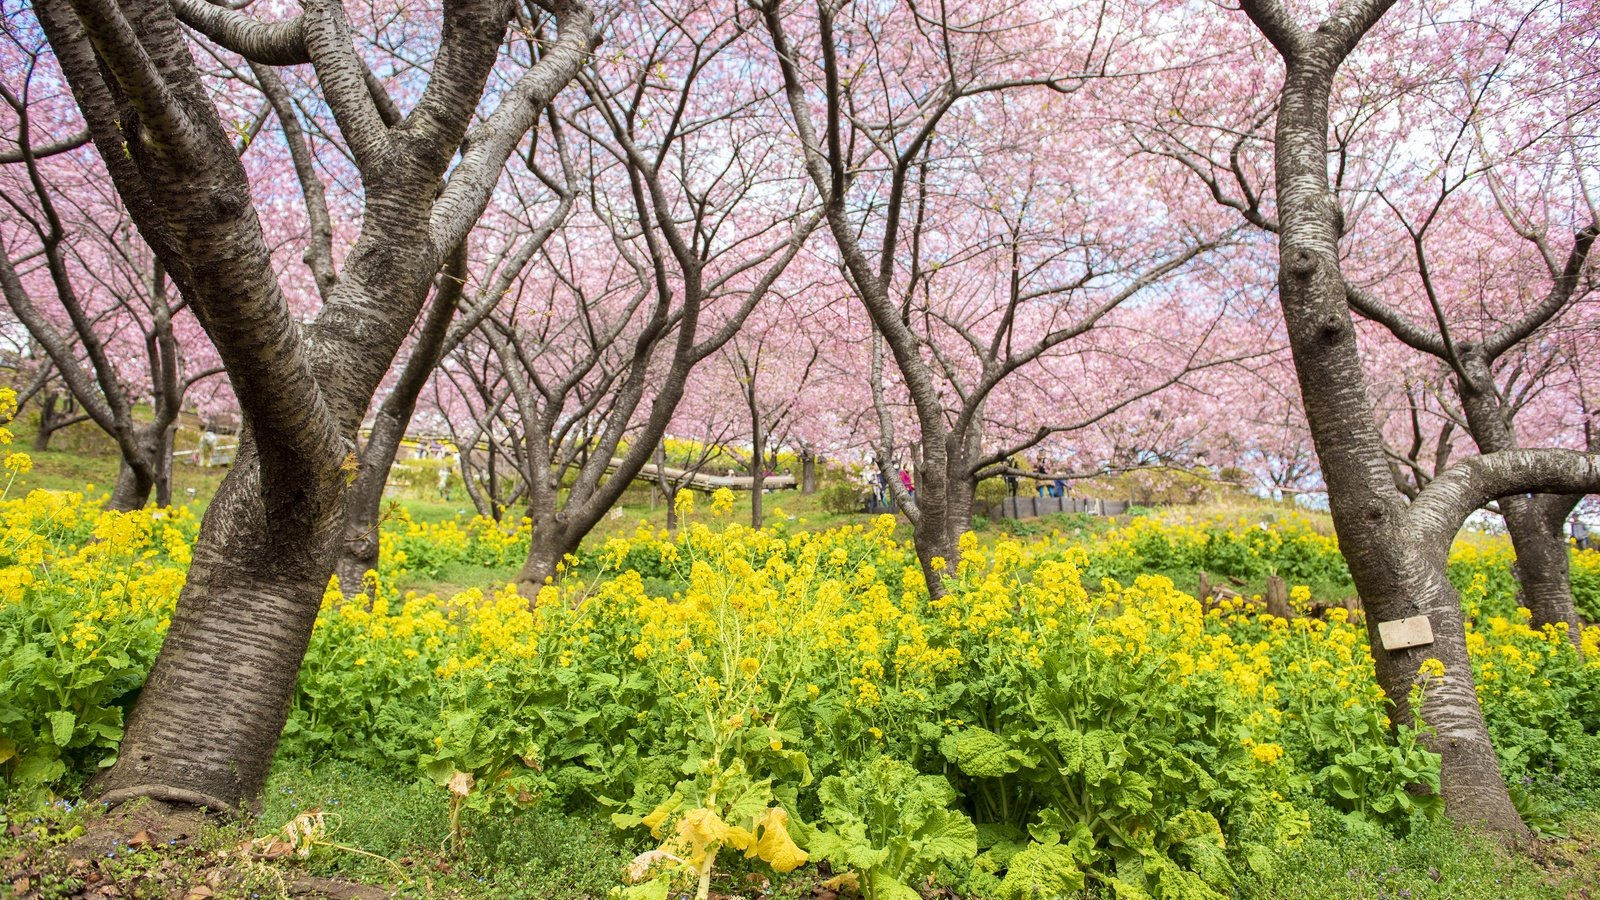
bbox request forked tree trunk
[1255,8,1526,837]
[33,391,76,451]
[800,449,817,494]
[36,0,596,816]
[105,425,171,512]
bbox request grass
[255,759,642,899]
[9,768,1597,898]
[1247,805,1600,899]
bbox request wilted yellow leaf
[749,807,807,873]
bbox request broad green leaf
[999,840,1087,900]
[912,808,977,872]
[47,710,74,747]
[940,727,1026,778]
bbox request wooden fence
[993,495,1131,519]
[861,494,1131,520]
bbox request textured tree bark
[1241,0,1528,838]
[98,437,342,810]
[1455,354,1583,641]
[36,0,596,811]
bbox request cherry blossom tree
[1,29,223,508]
[1144,0,1598,639]
[756,0,1244,589]
[1230,0,1599,837]
[31,0,597,811]
[459,0,819,590]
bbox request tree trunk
[95,437,342,811]
[487,444,501,520]
[107,461,153,512]
[801,449,817,494]
[1501,492,1583,637]
[462,449,493,519]
[517,478,580,593]
[910,445,955,597]
[749,393,765,530]
[945,468,977,548]
[518,533,569,593]
[1257,25,1526,838]
[153,423,175,508]
[1456,356,1582,642]
[105,425,169,512]
[334,417,409,590]
[33,391,67,451]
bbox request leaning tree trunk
[1261,26,1526,838]
[96,437,344,810]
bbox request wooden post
[1264,575,1295,620]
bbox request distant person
[1053,473,1066,499]
[1004,456,1020,498]
[899,467,914,498]
[1034,456,1050,497]
[437,466,451,501]
[1574,515,1591,552]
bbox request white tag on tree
[1378,615,1434,651]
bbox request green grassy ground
[6,762,1596,899]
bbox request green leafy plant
[798,756,975,900]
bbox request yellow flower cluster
[9,484,1599,832]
